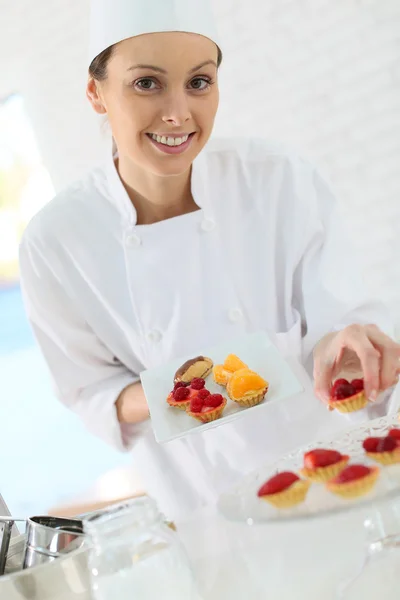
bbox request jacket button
[228,308,243,323]
[126,233,142,247]
[200,218,216,232]
[146,329,163,343]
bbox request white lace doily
[218,414,400,524]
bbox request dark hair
[89,43,223,81]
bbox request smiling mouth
[146,132,195,147]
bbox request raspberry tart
[329,378,367,413]
[257,471,311,508]
[167,378,206,411]
[226,368,268,407]
[363,435,400,465]
[388,428,400,444]
[186,391,227,423]
[174,356,213,384]
[300,449,350,483]
[326,464,379,498]
[213,354,248,386]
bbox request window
[0,93,54,285]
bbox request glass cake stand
[217,414,400,598]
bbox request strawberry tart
[326,464,379,498]
[329,378,367,413]
[300,449,350,483]
[257,471,311,508]
[363,432,400,465]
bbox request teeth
[150,134,189,146]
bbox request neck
[116,153,199,225]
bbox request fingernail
[369,390,377,402]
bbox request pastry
[167,378,206,410]
[326,464,379,498]
[300,449,350,483]
[388,428,400,444]
[186,391,227,423]
[329,378,367,413]
[174,356,213,384]
[213,354,248,386]
[363,435,400,465]
[226,368,268,407]
[257,471,311,508]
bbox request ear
[86,77,107,115]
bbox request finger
[343,327,381,399]
[378,348,399,391]
[365,325,400,391]
[365,324,400,350]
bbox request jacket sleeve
[292,161,395,372]
[19,233,146,452]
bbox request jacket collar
[105,140,211,225]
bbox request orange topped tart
[226,368,268,407]
[362,435,400,465]
[257,471,311,508]
[167,378,206,410]
[213,354,248,386]
[300,449,350,483]
[186,390,227,423]
[329,378,367,413]
[326,464,379,498]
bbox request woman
[19,0,400,518]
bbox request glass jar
[83,496,202,600]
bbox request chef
[19,0,400,519]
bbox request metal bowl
[23,516,86,569]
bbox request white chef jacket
[19,137,396,519]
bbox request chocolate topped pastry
[174,356,213,384]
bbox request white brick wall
[212,0,400,328]
[1,0,400,327]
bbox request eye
[134,78,159,91]
[189,77,214,91]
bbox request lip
[148,132,194,138]
[146,132,196,155]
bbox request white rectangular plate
[140,331,305,444]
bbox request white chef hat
[88,0,220,66]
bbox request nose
[161,90,191,126]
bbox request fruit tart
[167,378,207,411]
[226,368,268,407]
[388,427,400,444]
[363,435,400,465]
[174,356,213,384]
[326,464,379,498]
[329,378,367,413]
[213,354,248,386]
[257,471,311,508]
[186,390,227,423]
[300,449,350,483]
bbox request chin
[147,157,194,178]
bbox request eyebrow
[127,60,217,74]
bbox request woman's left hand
[313,324,400,405]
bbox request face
[87,32,219,177]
